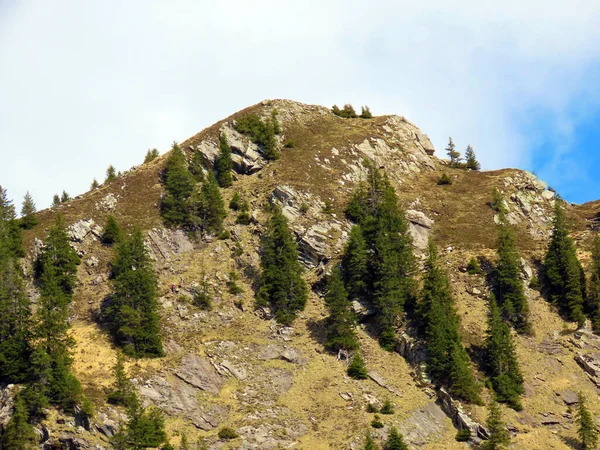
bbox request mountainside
[3,99,600,450]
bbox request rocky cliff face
[10,100,600,449]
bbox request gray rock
[520,257,533,280]
[438,388,489,440]
[542,190,556,200]
[86,256,99,268]
[221,360,248,380]
[174,354,223,395]
[398,402,448,446]
[258,344,283,360]
[561,390,579,405]
[280,348,304,364]
[96,193,118,211]
[0,384,17,429]
[416,133,436,155]
[68,219,99,242]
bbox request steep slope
[6,99,600,449]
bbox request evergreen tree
[102,215,122,245]
[347,353,369,380]
[196,172,226,235]
[161,143,197,227]
[363,431,379,450]
[384,427,408,450]
[0,395,37,450]
[215,134,233,188]
[482,397,510,450]
[61,190,71,203]
[52,194,61,207]
[256,207,307,325]
[20,191,38,229]
[419,240,481,403]
[0,186,16,220]
[464,145,481,171]
[544,202,586,326]
[144,148,159,163]
[112,396,167,450]
[106,165,117,182]
[360,106,373,119]
[445,137,461,167]
[576,392,598,450]
[107,352,135,407]
[91,178,100,190]
[485,294,524,410]
[106,228,164,357]
[587,234,600,333]
[495,218,531,333]
[189,151,205,182]
[324,268,359,352]
[180,433,190,450]
[341,225,368,302]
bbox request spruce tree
[360,106,373,119]
[112,395,167,450]
[106,165,117,182]
[161,143,197,227]
[364,431,379,450]
[20,191,38,229]
[419,240,481,403]
[495,218,531,333]
[445,137,461,167]
[347,353,369,380]
[341,225,369,302]
[588,234,600,333]
[576,392,598,450]
[106,228,164,357]
[91,178,100,190]
[485,294,524,410]
[61,190,71,203]
[215,134,233,188]
[0,185,16,220]
[385,427,408,450]
[482,397,510,450]
[197,172,226,235]
[464,145,481,171]
[189,151,205,182]
[0,395,37,450]
[108,351,135,407]
[52,194,61,207]
[324,268,358,352]
[544,202,586,326]
[256,207,307,325]
[102,215,122,245]
[144,148,159,163]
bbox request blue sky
[1,1,600,209]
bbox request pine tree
[106,228,164,357]
[482,397,510,450]
[106,165,117,182]
[419,240,481,403]
[360,106,373,119]
[384,427,408,450]
[102,215,122,245]
[144,148,159,163]
[587,234,600,333]
[196,171,226,235]
[112,395,167,450]
[0,185,16,220]
[347,353,369,380]
[215,134,233,188]
[544,202,586,326]
[363,431,379,450]
[52,194,61,207]
[464,145,481,171]
[0,395,37,450]
[161,143,197,227]
[445,137,461,167]
[495,218,531,333]
[485,294,524,410]
[256,207,307,325]
[576,392,598,450]
[19,191,38,229]
[324,268,358,352]
[180,433,190,450]
[189,151,205,182]
[61,190,71,203]
[91,178,100,190]
[341,225,368,302]
[107,352,135,407]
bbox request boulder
[0,384,17,429]
[174,354,223,395]
[68,219,102,242]
[416,133,436,155]
[561,390,579,406]
[96,193,118,211]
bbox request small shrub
[322,199,334,214]
[529,276,542,291]
[193,278,212,310]
[466,257,482,275]
[380,400,395,415]
[371,415,384,429]
[284,140,296,149]
[218,230,231,240]
[218,427,239,440]
[299,203,309,215]
[490,188,507,214]
[437,173,452,185]
[455,428,471,442]
[229,192,243,210]
[332,104,358,118]
[360,106,372,119]
[347,353,368,380]
[144,148,159,163]
[232,243,243,257]
[366,403,378,413]
[227,271,243,295]
[236,211,251,225]
[378,328,396,351]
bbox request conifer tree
[347,353,369,380]
[324,268,358,352]
[197,171,226,234]
[464,145,481,171]
[482,397,510,450]
[189,151,205,182]
[0,394,37,450]
[495,218,531,333]
[360,106,373,119]
[106,165,117,182]
[108,352,135,407]
[385,427,408,450]
[485,294,524,410]
[112,395,167,450]
[102,215,122,245]
[341,225,369,302]
[52,194,61,207]
[161,143,197,227]
[0,185,16,220]
[144,148,159,163]
[445,137,461,167]
[91,178,100,190]
[576,392,598,450]
[588,234,600,333]
[61,190,71,203]
[20,191,38,229]
[257,207,307,324]
[363,431,379,450]
[215,134,233,188]
[419,240,481,403]
[106,228,164,357]
[544,202,586,326]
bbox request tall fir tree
[256,207,307,325]
[61,190,71,203]
[485,294,524,410]
[544,202,586,326]
[102,215,123,245]
[0,185,16,220]
[20,191,38,229]
[588,234,600,333]
[215,134,233,188]
[91,178,100,190]
[445,137,461,167]
[495,217,531,333]
[0,394,37,450]
[189,151,206,182]
[112,395,167,450]
[419,240,481,404]
[324,268,359,352]
[52,194,61,207]
[464,145,481,171]
[576,392,598,450]
[106,165,117,182]
[161,143,197,227]
[341,225,368,302]
[384,427,408,450]
[196,171,226,235]
[106,228,164,357]
[363,431,379,450]
[107,351,135,407]
[482,397,510,450]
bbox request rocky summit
[2,99,600,450]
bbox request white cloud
[1,0,600,208]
